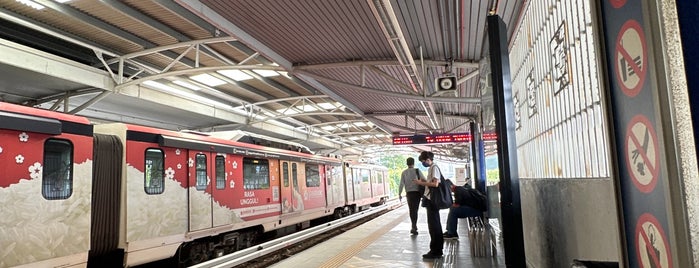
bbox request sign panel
[635,214,672,268]
[599,0,675,266]
[392,132,497,145]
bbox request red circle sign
[610,0,627,8]
[635,213,673,268]
[624,115,660,193]
[615,20,647,97]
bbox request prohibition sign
[625,115,659,193]
[615,20,647,97]
[635,213,672,268]
[610,0,627,9]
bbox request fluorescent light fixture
[143,80,179,93]
[338,123,351,128]
[276,108,299,115]
[253,69,279,77]
[16,0,45,9]
[317,103,336,109]
[190,74,226,87]
[348,136,361,141]
[143,81,234,110]
[53,0,71,3]
[321,126,336,131]
[217,70,253,81]
[173,80,201,91]
[297,105,318,112]
[353,122,367,127]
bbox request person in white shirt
[413,151,443,259]
[398,157,426,235]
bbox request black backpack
[464,188,488,211]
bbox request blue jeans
[445,205,482,235]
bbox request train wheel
[333,209,343,219]
[181,242,209,266]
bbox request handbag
[415,168,425,194]
[422,166,453,209]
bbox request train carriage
[343,162,389,211]
[0,102,389,267]
[0,102,94,268]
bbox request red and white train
[0,102,389,267]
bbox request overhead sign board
[392,132,497,145]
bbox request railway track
[189,201,398,268]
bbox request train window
[326,167,334,185]
[243,158,269,189]
[42,138,73,200]
[283,162,289,187]
[144,148,164,194]
[195,154,207,191]
[361,169,370,183]
[305,165,320,187]
[292,163,299,189]
[215,155,225,190]
[377,172,383,183]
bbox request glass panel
[195,154,207,191]
[305,164,320,187]
[144,148,164,194]
[42,139,73,200]
[243,158,270,190]
[215,155,225,190]
[283,162,289,187]
[292,163,299,188]
[361,169,370,183]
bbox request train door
[358,168,373,203]
[344,164,355,203]
[280,161,302,213]
[303,163,324,209]
[188,151,213,231]
[371,170,385,198]
[211,154,228,227]
[325,165,344,207]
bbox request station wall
[508,1,620,266]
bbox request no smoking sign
[625,115,659,193]
[615,20,647,97]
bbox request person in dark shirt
[443,180,487,239]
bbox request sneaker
[422,252,443,259]
[444,233,459,240]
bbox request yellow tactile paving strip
[318,211,409,268]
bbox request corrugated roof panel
[201,0,393,64]
[124,0,214,40]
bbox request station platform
[270,204,507,268]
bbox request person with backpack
[398,157,426,235]
[443,179,488,240]
[413,151,444,259]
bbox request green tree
[486,168,500,184]
[377,154,410,197]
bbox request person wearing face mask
[413,151,443,259]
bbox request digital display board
[392,132,497,145]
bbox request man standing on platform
[398,157,425,235]
[414,151,444,259]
